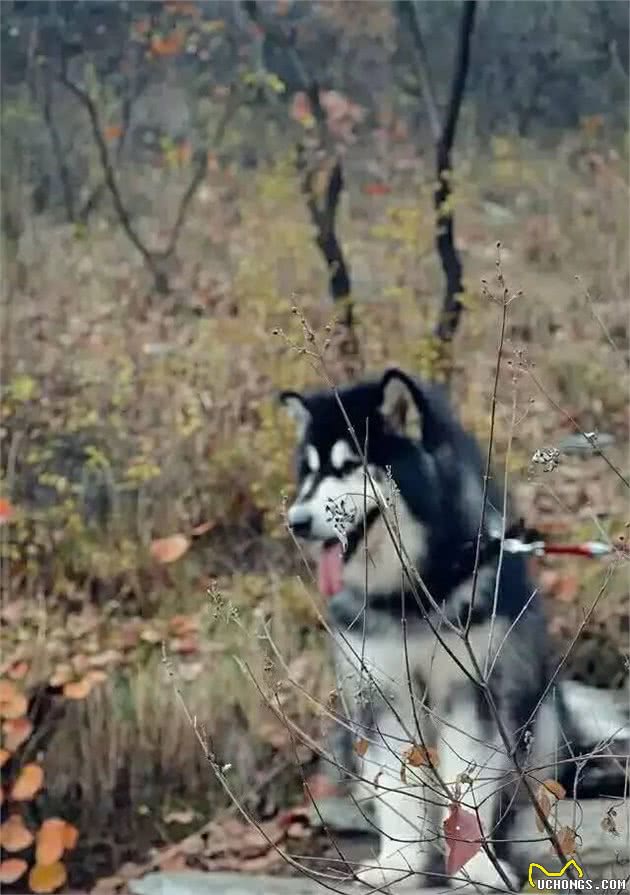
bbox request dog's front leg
[354,704,434,891]
[436,687,519,892]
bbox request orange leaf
[0,748,10,767]
[362,182,392,196]
[354,738,369,757]
[104,124,123,142]
[534,779,566,832]
[403,744,439,767]
[556,825,578,855]
[150,31,185,57]
[0,858,28,884]
[63,678,93,700]
[11,762,44,800]
[36,818,67,865]
[8,661,29,681]
[3,717,33,750]
[0,681,28,720]
[29,861,67,893]
[0,814,35,852]
[0,498,15,524]
[191,521,214,536]
[150,535,190,564]
[62,822,79,852]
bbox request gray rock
[129,871,354,895]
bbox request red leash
[503,538,621,558]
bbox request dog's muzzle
[287,504,314,539]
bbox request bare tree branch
[399,0,477,377]
[243,1,356,359]
[41,80,76,223]
[433,1,477,349]
[57,69,238,294]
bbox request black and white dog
[279,368,626,891]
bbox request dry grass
[1,125,628,876]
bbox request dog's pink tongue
[317,543,343,597]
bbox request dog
[279,368,627,892]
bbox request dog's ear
[278,390,311,438]
[379,369,423,439]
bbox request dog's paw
[451,850,519,891]
[355,854,421,891]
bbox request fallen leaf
[163,809,195,825]
[158,852,189,871]
[63,678,93,700]
[168,615,200,635]
[49,665,74,687]
[0,858,28,883]
[11,762,44,800]
[150,535,190,564]
[29,860,67,893]
[556,825,578,855]
[90,874,126,893]
[354,738,369,757]
[0,748,10,767]
[170,634,199,655]
[104,124,123,142]
[403,744,439,767]
[62,822,79,851]
[191,521,214,536]
[0,681,28,720]
[8,661,29,681]
[3,717,33,750]
[0,814,35,852]
[362,182,392,196]
[0,498,15,524]
[36,818,66,865]
[85,670,108,685]
[443,802,483,875]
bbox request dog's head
[279,368,468,596]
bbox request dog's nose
[287,505,312,538]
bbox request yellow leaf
[28,861,67,893]
[150,535,191,564]
[354,738,369,757]
[0,748,10,767]
[11,762,44,801]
